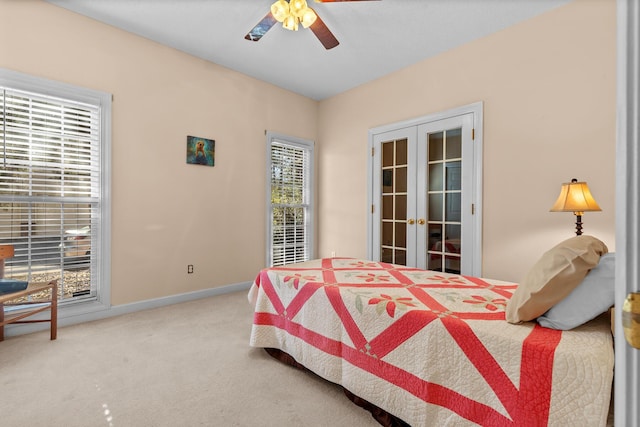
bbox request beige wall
[1,0,616,308]
[1,0,318,305]
[317,0,616,281]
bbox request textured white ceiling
[45,0,571,100]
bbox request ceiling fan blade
[309,14,339,50]
[244,12,278,42]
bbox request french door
[369,104,482,276]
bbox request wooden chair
[0,244,14,279]
[0,244,58,341]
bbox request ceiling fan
[244,0,380,50]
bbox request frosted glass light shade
[283,15,298,31]
[300,8,317,28]
[289,0,308,17]
[271,0,289,22]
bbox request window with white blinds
[0,69,110,306]
[267,133,314,267]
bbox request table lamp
[550,178,601,235]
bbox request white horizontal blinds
[270,141,310,266]
[0,87,99,299]
[1,89,99,198]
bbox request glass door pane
[380,137,408,265]
[426,128,462,273]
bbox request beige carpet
[0,291,378,427]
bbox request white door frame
[367,102,483,276]
[416,114,475,273]
[370,127,419,266]
[615,0,639,425]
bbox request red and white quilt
[248,258,614,426]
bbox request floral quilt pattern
[249,258,614,426]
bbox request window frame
[265,131,314,267]
[0,68,111,318]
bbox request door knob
[407,219,415,225]
[417,219,425,225]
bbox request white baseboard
[3,281,252,338]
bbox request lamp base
[575,214,583,236]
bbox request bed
[248,255,614,426]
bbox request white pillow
[537,253,615,330]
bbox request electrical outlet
[187,264,194,274]
[331,251,336,258]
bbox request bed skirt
[264,348,410,427]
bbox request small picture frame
[186,136,215,167]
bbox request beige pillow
[506,235,608,324]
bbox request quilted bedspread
[248,258,614,426]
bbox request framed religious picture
[186,135,215,167]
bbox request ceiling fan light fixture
[300,8,317,28]
[247,0,361,49]
[270,0,289,22]
[289,0,308,17]
[283,14,299,31]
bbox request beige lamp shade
[550,179,602,214]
